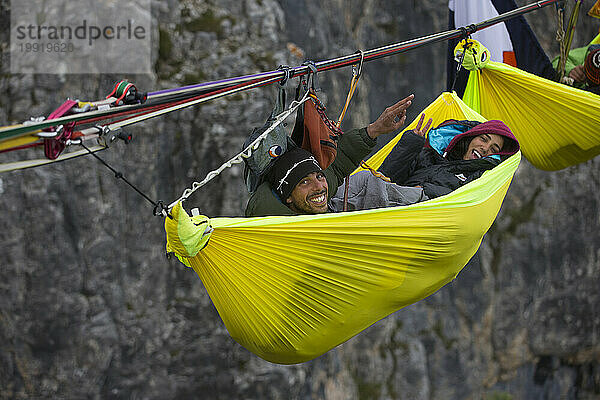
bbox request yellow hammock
[165,92,521,364]
[461,54,600,171]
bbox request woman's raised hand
[413,113,433,137]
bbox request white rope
[168,90,311,210]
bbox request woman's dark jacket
[379,120,520,199]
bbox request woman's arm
[379,114,432,184]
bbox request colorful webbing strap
[336,50,364,211]
[360,160,391,182]
[43,99,78,160]
[337,50,364,127]
[106,80,133,100]
[106,80,147,106]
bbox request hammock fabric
[461,59,600,171]
[165,92,521,364]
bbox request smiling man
[244,130,371,216]
[245,94,415,216]
[268,147,330,214]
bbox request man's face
[286,171,328,214]
[463,133,504,160]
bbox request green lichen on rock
[356,380,382,400]
[158,27,173,61]
[484,391,513,400]
[182,8,235,39]
[182,71,207,85]
[157,27,183,79]
[432,319,457,350]
[248,51,276,70]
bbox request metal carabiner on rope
[460,24,478,38]
[339,49,365,212]
[277,65,293,86]
[153,200,172,219]
[450,36,474,93]
[337,48,366,128]
[352,50,365,79]
[302,60,320,93]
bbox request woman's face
[463,133,504,160]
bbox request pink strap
[47,99,78,120]
[43,100,78,160]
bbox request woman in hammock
[247,100,519,215]
[330,114,520,211]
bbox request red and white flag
[447,0,555,94]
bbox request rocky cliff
[0,0,598,399]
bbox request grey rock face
[0,0,598,399]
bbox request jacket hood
[445,119,520,157]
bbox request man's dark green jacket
[245,127,376,216]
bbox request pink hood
[446,120,520,156]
